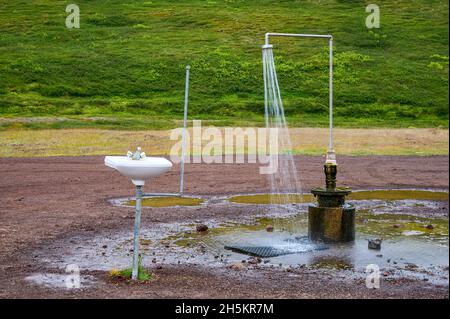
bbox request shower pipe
[264,33,335,163]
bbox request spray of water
[263,45,302,217]
[212,45,305,255]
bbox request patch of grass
[348,190,449,201]
[0,127,447,157]
[127,196,204,207]
[109,257,151,281]
[0,0,448,128]
[228,190,449,204]
[229,193,314,204]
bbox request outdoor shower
[263,32,355,242]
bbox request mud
[0,155,448,298]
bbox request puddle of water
[348,190,449,201]
[126,196,204,207]
[228,190,449,204]
[33,193,448,288]
[167,199,448,284]
[25,273,96,289]
[229,194,314,204]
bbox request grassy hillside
[0,0,448,129]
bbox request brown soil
[0,155,448,299]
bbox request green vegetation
[0,0,448,129]
[348,189,449,201]
[228,190,449,204]
[110,257,151,281]
[229,193,314,204]
[171,208,449,249]
[127,196,204,207]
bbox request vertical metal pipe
[131,185,143,280]
[180,65,190,194]
[329,37,333,152]
[263,50,269,128]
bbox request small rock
[376,254,383,258]
[151,258,157,263]
[393,224,401,228]
[425,224,434,230]
[382,271,389,277]
[266,225,274,232]
[368,238,382,250]
[196,224,208,232]
[157,265,163,269]
[229,263,245,271]
[141,239,151,246]
[405,263,418,270]
[102,245,107,249]
[247,257,262,264]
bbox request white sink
[105,156,172,186]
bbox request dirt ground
[0,155,448,299]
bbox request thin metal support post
[329,37,333,153]
[131,185,143,280]
[180,65,190,194]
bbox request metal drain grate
[224,237,328,258]
[224,246,288,258]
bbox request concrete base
[308,205,355,242]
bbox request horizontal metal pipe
[265,32,332,45]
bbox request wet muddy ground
[0,155,448,298]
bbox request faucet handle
[130,147,145,160]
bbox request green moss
[228,190,448,205]
[357,211,449,240]
[348,190,449,201]
[229,194,314,204]
[126,196,204,207]
[110,257,151,281]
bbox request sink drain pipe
[132,185,143,280]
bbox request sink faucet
[127,147,146,160]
